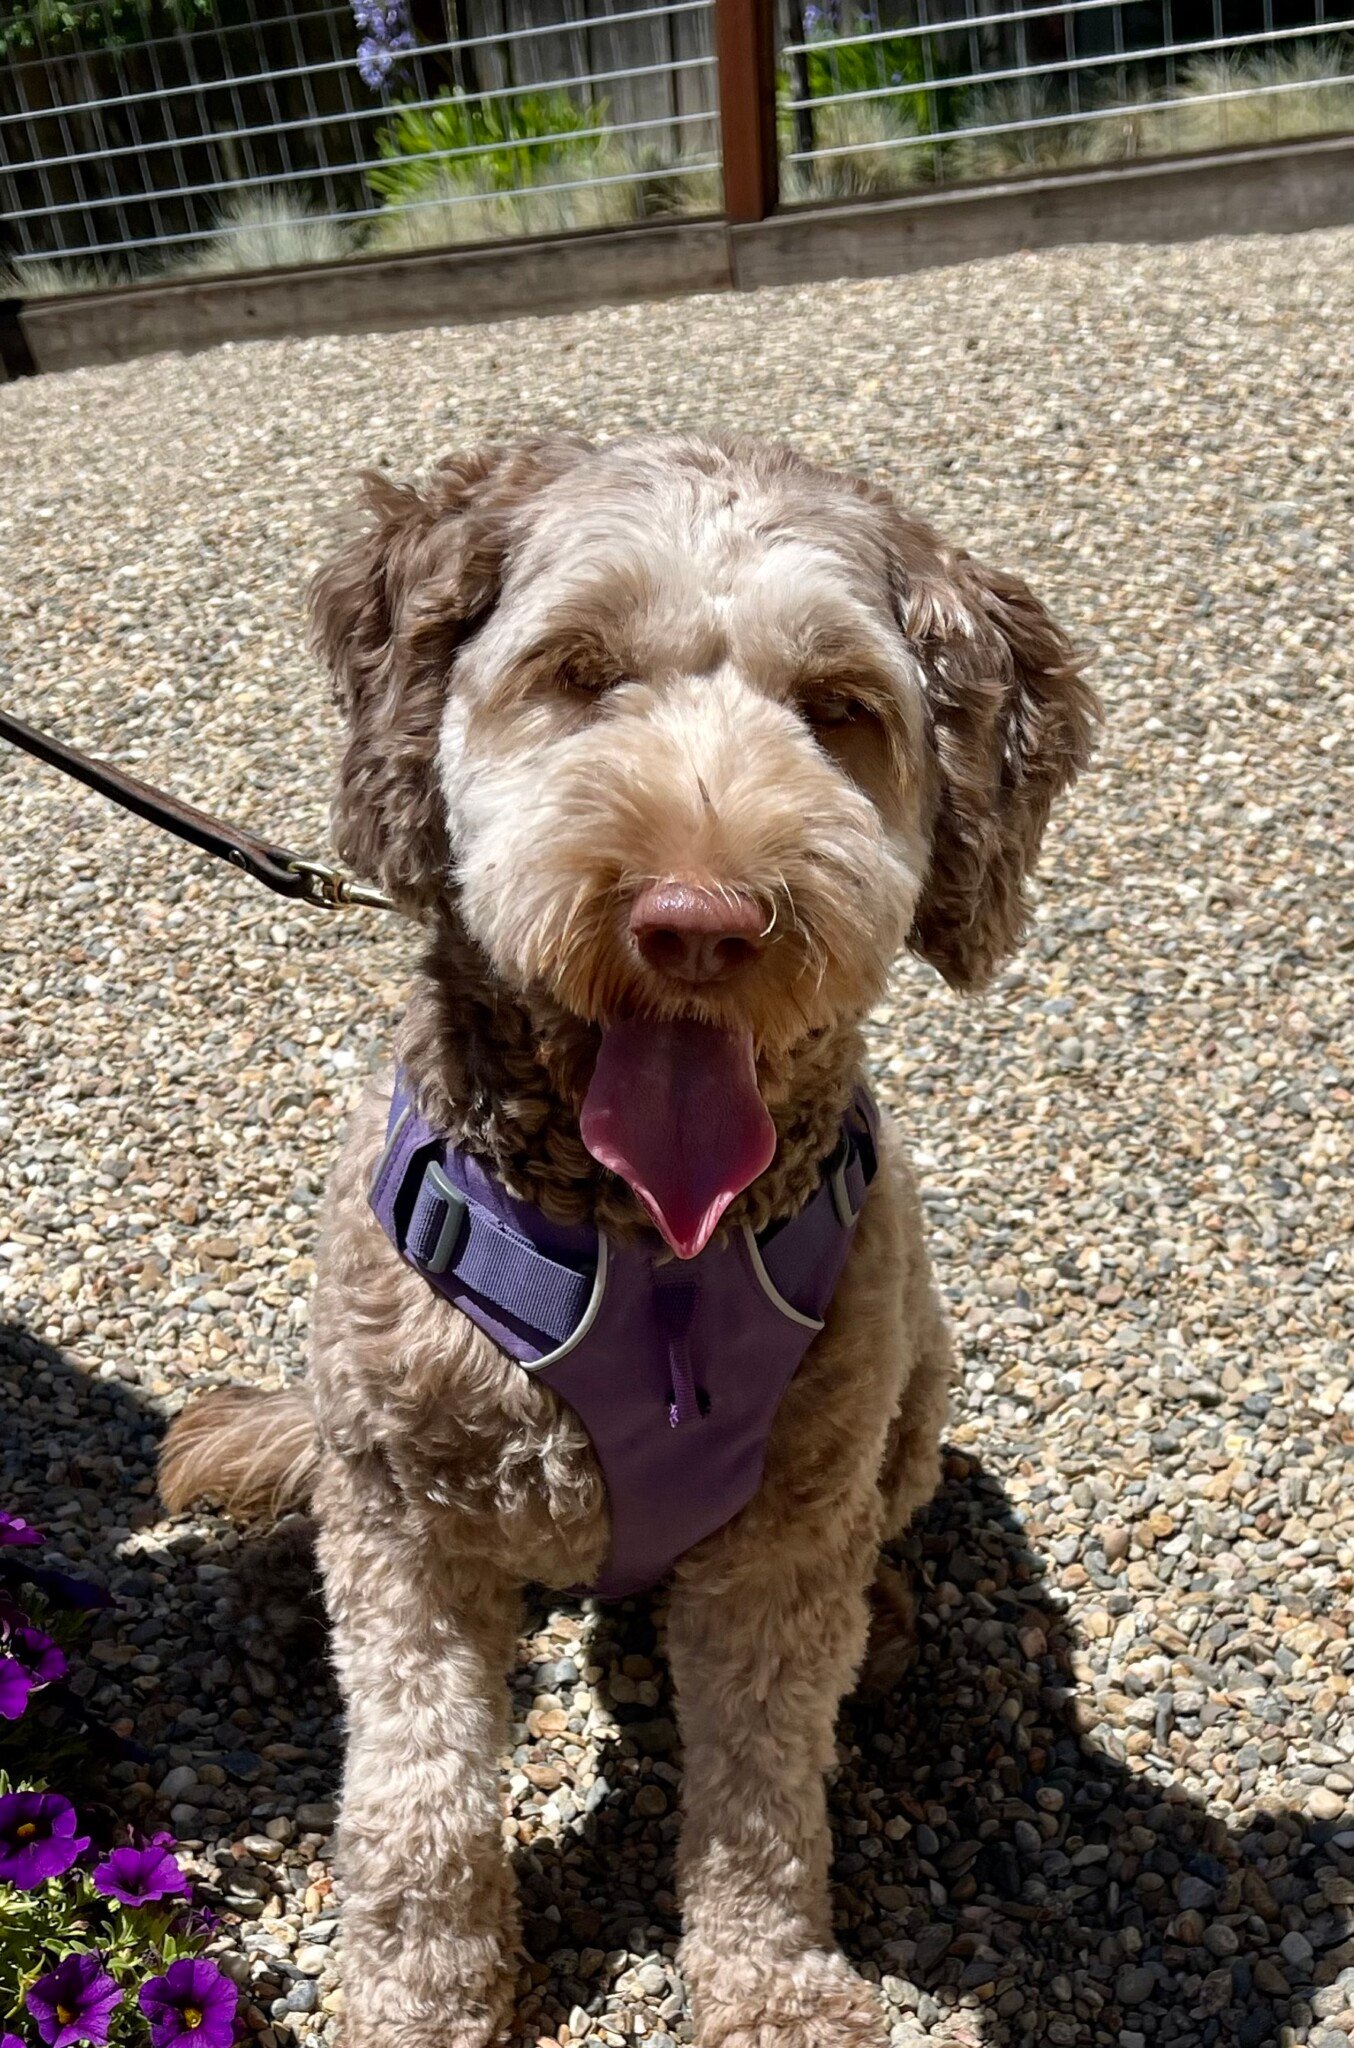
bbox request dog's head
[311,435,1097,1254]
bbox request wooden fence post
[714,0,779,224]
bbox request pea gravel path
[2,227,1352,2048]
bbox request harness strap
[374,1079,879,1357]
[403,1161,591,1344]
[369,1075,881,1601]
[655,1278,702,1428]
[824,1093,878,1228]
[373,1093,595,1348]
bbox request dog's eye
[804,694,863,731]
[556,659,619,698]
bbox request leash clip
[282,854,396,914]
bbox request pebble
[1280,1930,1315,1970]
[294,1803,336,1831]
[2,228,1353,2046]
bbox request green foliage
[782,10,969,142]
[804,24,933,131]
[778,14,936,195]
[0,0,213,59]
[183,189,355,274]
[783,14,1354,196]
[368,89,605,207]
[953,32,1354,178]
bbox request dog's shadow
[510,1459,1354,2048]
[4,1318,1350,2048]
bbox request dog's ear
[892,524,1099,990]
[309,438,587,912]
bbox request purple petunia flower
[0,1661,32,1717]
[0,1510,43,1548]
[26,1956,121,2048]
[139,1959,238,2048]
[0,1790,91,1887]
[0,1545,114,1611]
[0,1625,67,1719]
[16,1564,113,1611]
[4,2034,28,2048]
[92,1837,191,1905]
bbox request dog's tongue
[581,1017,776,1259]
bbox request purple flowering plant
[0,1634,68,1726]
[0,1800,223,2046]
[1,1509,229,2048]
[90,1843,189,1912]
[26,1953,121,2048]
[0,1511,96,1765]
[350,0,415,93]
[139,1960,237,2048]
[0,1793,90,1889]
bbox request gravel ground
[1,228,1352,2048]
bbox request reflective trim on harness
[742,1224,825,1331]
[828,1109,877,1229]
[522,1238,610,1373]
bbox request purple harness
[369,1077,878,1598]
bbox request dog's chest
[369,1079,877,1596]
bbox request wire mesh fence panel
[777,0,1354,200]
[0,0,720,292]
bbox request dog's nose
[629,882,766,986]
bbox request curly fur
[161,432,1097,2047]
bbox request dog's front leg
[668,1519,889,2048]
[319,1468,521,2048]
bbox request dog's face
[444,446,931,1057]
[312,435,1096,1252]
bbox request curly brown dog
[161,434,1097,2048]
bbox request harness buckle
[410,1160,470,1275]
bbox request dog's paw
[694,1954,889,2048]
[339,2000,507,2048]
[341,2026,501,2048]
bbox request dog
[161,433,1097,2048]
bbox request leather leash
[0,707,399,915]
